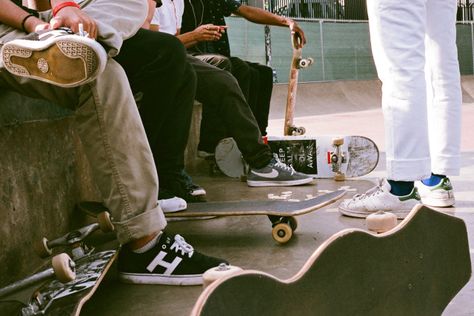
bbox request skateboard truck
[35,211,114,260]
[330,137,347,181]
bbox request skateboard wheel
[35,237,53,258]
[334,172,345,181]
[51,253,76,283]
[202,263,243,289]
[272,223,293,244]
[332,137,344,146]
[97,211,114,233]
[366,211,397,233]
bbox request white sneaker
[158,197,187,213]
[338,179,421,219]
[415,177,455,207]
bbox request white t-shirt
[151,0,184,35]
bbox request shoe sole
[247,177,314,187]
[1,35,106,88]
[420,196,455,208]
[118,272,203,285]
[338,205,410,220]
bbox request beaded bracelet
[52,1,80,17]
[21,14,35,33]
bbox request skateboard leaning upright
[78,190,345,244]
[191,205,472,315]
[284,30,313,136]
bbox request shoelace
[170,234,194,258]
[272,155,295,175]
[351,179,386,201]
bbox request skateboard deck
[0,209,117,315]
[284,32,313,136]
[215,135,379,180]
[24,250,117,316]
[191,205,471,315]
[78,190,345,244]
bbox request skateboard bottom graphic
[214,136,379,180]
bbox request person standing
[339,0,461,219]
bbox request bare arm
[177,24,225,48]
[235,4,306,47]
[0,0,48,32]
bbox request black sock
[388,180,414,196]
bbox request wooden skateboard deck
[78,190,345,244]
[191,205,471,315]
[215,135,379,179]
[285,32,313,136]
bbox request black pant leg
[247,62,273,136]
[114,29,197,182]
[187,55,272,168]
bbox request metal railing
[242,0,473,21]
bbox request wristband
[52,1,80,17]
[21,14,35,33]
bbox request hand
[289,20,306,48]
[50,6,98,38]
[192,24,223,42]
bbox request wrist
[52,1,80,17]
[24,16,43,33]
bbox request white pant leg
[425,0,462,176]
[367,0,431,181]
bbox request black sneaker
[118,232,227,285]
[1,28,106,87]
[161,170,206,202]
[247,154,314,187]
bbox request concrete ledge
[0,91,98,287]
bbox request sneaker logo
[251,169,279,178]
[147,251,182,275]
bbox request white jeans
[367,0,462,181]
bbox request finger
[49,17,63,29]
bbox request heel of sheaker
[57,39,99,78]
[2,44,33,76]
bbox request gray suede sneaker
[247,154,314,187]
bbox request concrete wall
[0,90,99,287]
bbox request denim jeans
[0,0,166,244]
[367,0,462,180]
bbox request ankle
[388,179,414,196]
[126,232,161,251]
[421,173,446,186]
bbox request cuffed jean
[367,0,462,180]
[0,0,166,244]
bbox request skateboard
[284,32,313,136]
[0,210,117,315]
[191,205,472,315]
[215,135,379,180]
[78,189,345,244]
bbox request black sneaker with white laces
[118,232,227,285]
[247,154,314,187]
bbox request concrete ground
[78,78,474,315]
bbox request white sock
[132,232,162,254]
